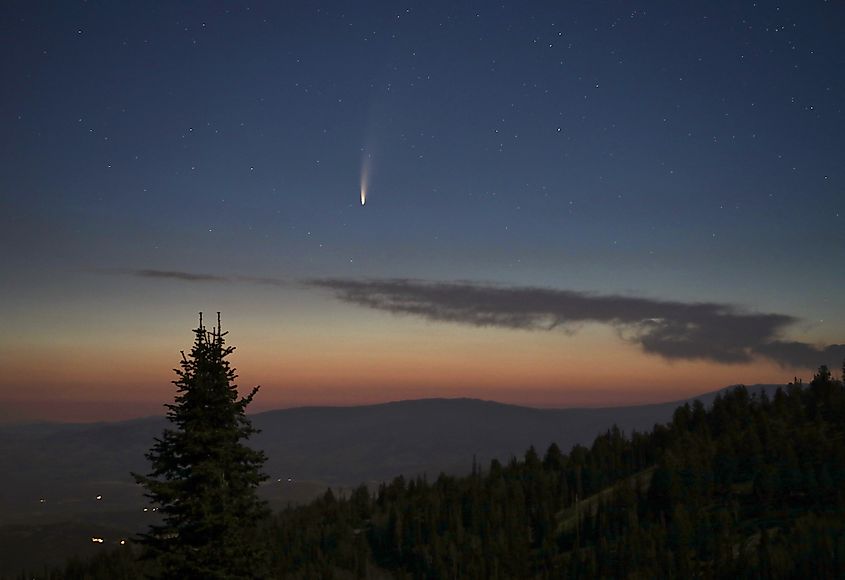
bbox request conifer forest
[25,364,845,579]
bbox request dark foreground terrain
[32,370,845,578]
[7,382,833,578]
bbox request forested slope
[19,367,845,579]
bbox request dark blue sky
[2,1,844,420]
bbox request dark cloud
[754,341,845,370]
[128,269,288,287]
[307,278,844,369]
[120,270,843,369]
[134,269,230,283]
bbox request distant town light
[39,498,46,503]
[95,495,102,500]
[120,539,126,545]
[91,537,104,543]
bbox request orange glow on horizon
[0,300,818,423]
[1,318,805,423]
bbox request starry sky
[2,1,844,422]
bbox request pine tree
[134,314,269,579]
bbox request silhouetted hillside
[0,386,782,522]
[0,386,783,575]
[20,372,845,579]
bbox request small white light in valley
[95,495,102,500]
[120,539,126,545]
[91,537,104,543]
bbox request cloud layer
[123,270,843,369]
[130,269,288,287]
[307,278,844,369]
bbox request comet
[360,153,371,206]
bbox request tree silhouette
[134,314,268,579]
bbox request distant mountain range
[0,385,788,575]
[0,384,782,522]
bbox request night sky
[2,1,844,422]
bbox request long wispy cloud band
[127,269,844,369]
[308,278,843,369]
[127,269,289,287]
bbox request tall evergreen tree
[134,314,269,579]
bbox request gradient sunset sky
[2,1,844,422]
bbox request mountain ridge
[1,382,784,429]
[0,383,787,575]
[0,384,785,522]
